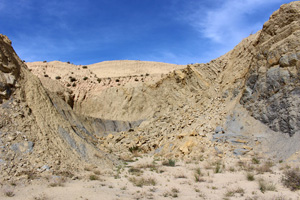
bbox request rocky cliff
[240,2,300,136]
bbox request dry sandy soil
[1,155,300,200]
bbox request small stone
[279,55,289,67]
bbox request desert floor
[1,155,300,200]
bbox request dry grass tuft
[129,177,157,187]
[225,187,245,197]
[4,189,15,197]
[256,161,273,174]
[258,178,276,193]
[246,172,255,181]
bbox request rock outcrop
[240,2,300,136]
[0,35,21,102]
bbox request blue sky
[0,0,295,65]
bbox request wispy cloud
[185,0,285,44]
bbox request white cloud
[185,0,285,44]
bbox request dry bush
[281,168,300,191]
[129,177,157,187]
[93,170,101,175]
[194,167,205,182]
[246,172,255,181]
[225,187,245,197]
[128,167,143,176]
[163,188,180,198]
[48,176,66,187]
[256,161,273,174]
[33,193,49,200]
[3,189,15,197]
[89,174,99,181]
[162,159,176,167]
[258,178,276,193]
[174,173,187,179]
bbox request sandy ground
[1,156,299,200]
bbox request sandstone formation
[1,1,300,184]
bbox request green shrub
[129,146,139,153]
[89,174,99,181]
[252,157,260,164]
[162,159,176,167]
[246,172,255,181]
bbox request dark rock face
[241,55,300,136]
[240,3,300,136]
[240,2,300,136]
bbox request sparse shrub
[194,174,205,182]
[55,76,61,80]
[33,193,49,200]
[215,162,222,173]
[83,77,88,80]
[115,79,120,82]
[282,168,300,191]
[72,83,76,87]
[129,177,156,187]
[94,170,101,175]
[97,78,101,83]
[128,167,143,176]
[4,189,14,197]
[163,188,179,198]
[175,174,186,179]
[194,167,205,182]
[162,159,176,167]
[44,74,49,77]
[89,174,99,181]
[225,187,244,197]
[54,170,74,178]
[252,157,260,164]
[48,177,66,187]
[129,146,139,154]
[134,78,139,81]
[66,83,71,87]
[82,65,88,69]
[256,161,273,174]
[258,178,276,193]
[43,61,47,63]
[246,172,255,181]
[121,186,127,190]
[171,188,179,197]
[67,61,70,64]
